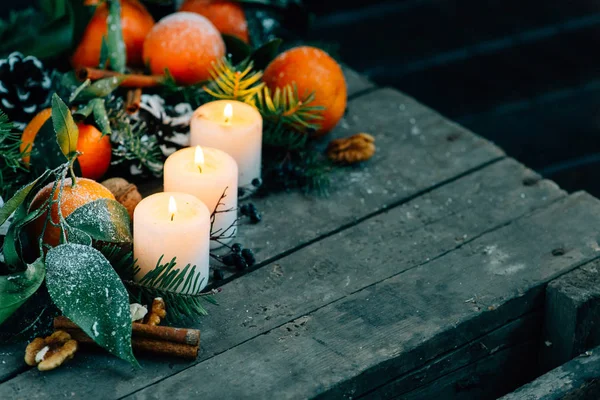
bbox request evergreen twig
[0,111,28,199]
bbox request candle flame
[168,196,177,221]
[224,103,233,124]
[194,145,205,173]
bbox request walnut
[145,298,167,326]
[327,133,376,164]
[101,177,142,220]
[24,331,78,371]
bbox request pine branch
[108,105,164,177]
[256,84,324,134]
[123,256,217,324]
[0,111,29,198]
[204,58,264,106]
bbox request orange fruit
[21,108,52,165]
[27,178,115,249]
[263,46,348,136]
[143,12,225,85]
[71,0,155,68]
[179,0,249,43]
[21,111,112,181]
[75,123,112,181]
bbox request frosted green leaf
[0,257,45,325]
[65,199,131,244]
[46,244,138,366]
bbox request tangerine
[27,178,115,249]
[71,0,155,68]
[21,111,112,181]
[143,12,225,85]
[180,0,249,43]
[21,108,52,165]
[263,46,347,136]
[75,123,112,181]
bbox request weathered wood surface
[122,192,600,399]
[541,260,600,372]
[0,66,592,400]
[0,158,565,399]
[501,346,600,400]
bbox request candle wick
[198,165,202,173]
[171,213,174,222]
[224,117,230,124]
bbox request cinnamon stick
[54,316,200,346]
[76,67,166,88]
[65,329,199,360]
[125,88,143,114]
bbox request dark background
[4,0,600,196]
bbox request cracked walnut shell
[145,297,167,326]
[25,330,78,371]
[327,133,376,164]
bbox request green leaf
[46,244,138,366]
[76,76,126,101]
[0,257,45,325]
[222,34,252,65]
[107,0,126,73]
[250,38,282,70]
[2,224,22,269]
[92,99,112,136]
[99,36,109,69]
[65,199,132,244]
[52,94,79,159]
[0,178,40,226]
[31,120,77,175]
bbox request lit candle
[190,100,262,188]
[164,146,238,248]
[133,192,210,294]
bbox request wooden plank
[541,260,600,372]
[501,346,600,400]
[123,192,600,399]
[0,158,564,398]
[361,311,542,399]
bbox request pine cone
[133,95,193,157]
[0,52,51,130]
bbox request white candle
[133,192,210,294]
[190,100,262,188]
[164,146,238,248]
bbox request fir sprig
[108,107,164,177]
[123,256,217,324]
[256,84,324,134]
[0,111,28,199]
[204,58,265,105]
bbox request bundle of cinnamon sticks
[54,316,200,360]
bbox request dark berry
[238,187,246,198]
[241,248,256,266]
[252,178,262,187]
[240,204,250,216]
[213,269,224,281]
[231,243,243,253]
[221,254,236,266]
[249,204,262,223]
[233,253,248,271]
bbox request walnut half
[25,330,78,371]
[327,133,376,164]
[145,298,167,326]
